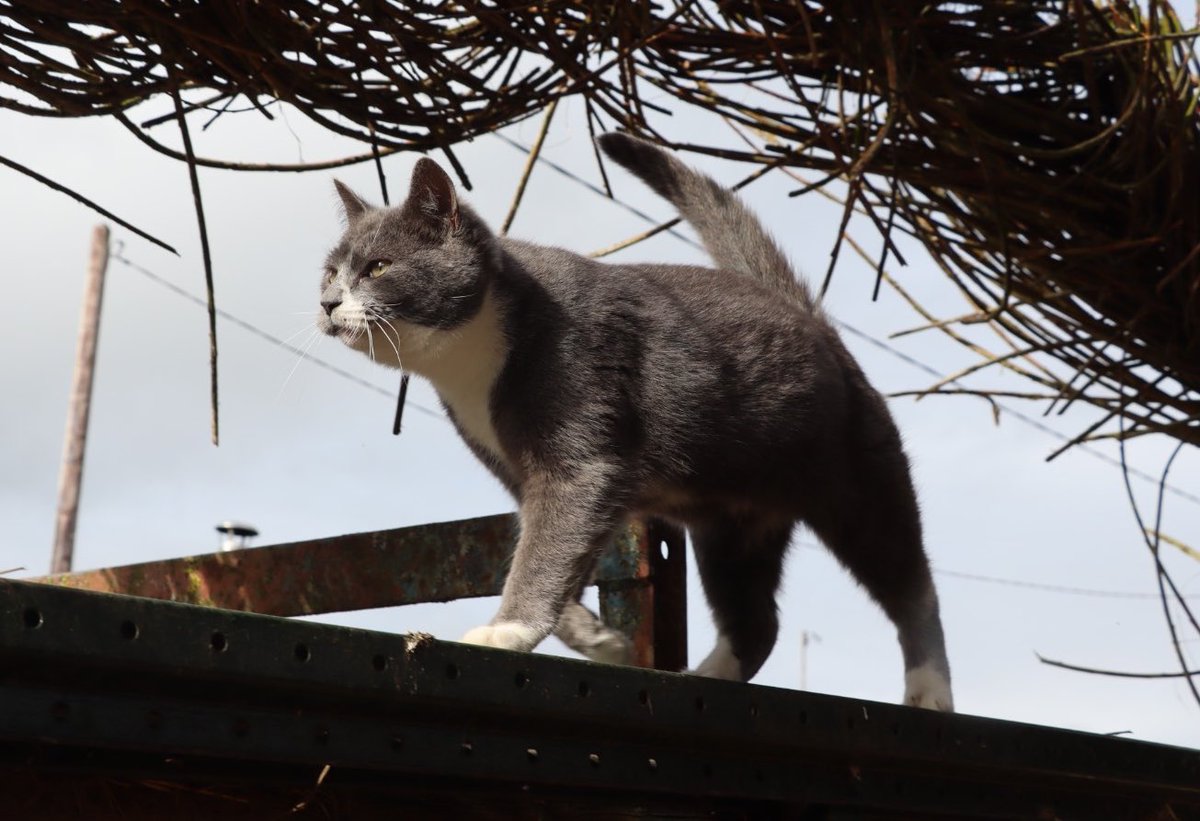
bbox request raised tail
[597,132,816,311]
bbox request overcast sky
[2,94,1198,748]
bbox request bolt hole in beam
[372,653,388,671]
[638,689,650,706]
[577,681,591,698]
[294,642,311,662]
[210,631,228,653]
[22,607,42,629]
[445,663,460,680]
[514,671,529,689]
[120,620,139,640]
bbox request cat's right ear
[405,158,460,236]
[333,179,369,224]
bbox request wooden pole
[51,225,110,574]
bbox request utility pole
[51,225,110,574]
[799,630,821,691]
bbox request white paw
[690,636,742,681]
[904,665,954,711]
[460,622,541,652]
[582,629,634,666]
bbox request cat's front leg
[461,465,623,654]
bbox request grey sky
[2,96,1198,748]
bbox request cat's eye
[367,259,391,279]
[323,267,336,284]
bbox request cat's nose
[321,298,342,317]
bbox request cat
[317,133,953,710]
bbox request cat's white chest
[437,374,503,460]
[420,294,509,464]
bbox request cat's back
[496,237,816,332]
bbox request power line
[110,251,447,422]
[795,541,1199,601]
[496,135,1200,508]
[932,567,1200,601]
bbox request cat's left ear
[333,179,370,224]
[406,158,460,234]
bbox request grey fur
[317,133,953,710]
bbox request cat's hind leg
[806,445,954,711]
[553,600,633,665]
[690,516,791,682]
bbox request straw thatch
[2,1,1198,449]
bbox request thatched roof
[3,0,1198,449]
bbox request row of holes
[20,604,992,752]
[466,662,775,720]
[23,604,867,733]
[22,606,391,672]
[46,698,671,773]
[45,696,1043,802]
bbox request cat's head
[318,158,498,368]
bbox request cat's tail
[597,132,817,312]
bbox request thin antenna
[216,521,259,552]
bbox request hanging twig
[1037,654,1200,679]
[0,155,177,255]
[1118,418,1200,707]
[500,98,559,236]
[366,118,410,437]
[171,83,220,446]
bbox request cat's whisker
[277,327,321,399]
[376,319,405,367]
[366,322,378,362]
[279,321,321,348]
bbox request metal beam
[2,579,1197,820]
[38,514,518,615]
[34,516,688,670]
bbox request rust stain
[27,516,658,621]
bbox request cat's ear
[333,179,370,224]
[405,158,460,234]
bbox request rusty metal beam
[36,514,518,617]
[594,519,688,671]
[649,520,688,672]
[595,520,655,668]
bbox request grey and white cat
[318,133,953,710]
